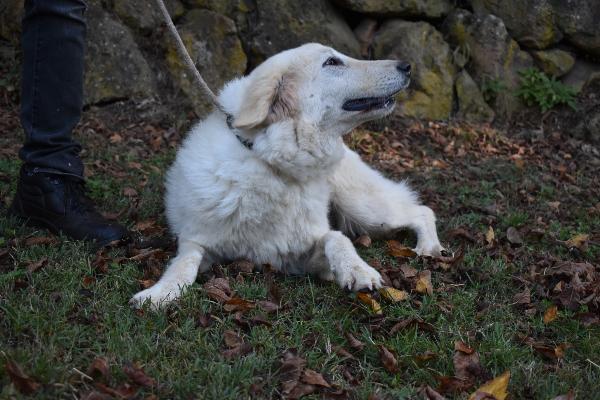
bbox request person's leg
[19,0,86,177]
[10,0,128,246]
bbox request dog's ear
[233,70,297,130]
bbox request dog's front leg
[318,231,383,291]
[130,240,206,309]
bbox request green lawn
[1,112,599,399]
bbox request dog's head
[229,43,410,134]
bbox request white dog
[131,43,444,308]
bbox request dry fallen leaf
[122,363,156,388]
[123,187,138,197]
[26,257,48,273]
[378,287,409,302]
[543,305,558,324]
[420,385,448,400]
[203,278,232,303]
[223,297,256,313]
[354,235,372,248]
[401,264,418,278]
[506,227,523,245]
[379,345,398,373]
[485,226,495,245]
[468,370,510,400]
[224,330,244,348]
[454,340,475,355]
[551,390,575,400]
[302,369,330,388]
[257,300,279,313]
[565,233,589,251]
[345,332,365,351]
[387,240,417,258]
[5,360,41,395]
[357,292,382,314]
[415,270,433,295]
[87,357,110,381]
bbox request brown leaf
[357,292,382,314]
[419,385,448,400]
[378,287,409,302]
[122,363,156,388]
[87,357,110,381]
[379,345,398,373]
[224,297,256,313]
[223,330,244,348]
[506,227,523,245]
[454,340,475,355]
[512,288,531,305]
[414,350,437,364]
[26,257,48,273]
[302,369,330,388]
[81,391,112,400]
[389,318,436,335]
[565,233,589,251]
[123,187,138,197]
[222,343,252,359]
[354,235,372,248]
[400,264,418,278]
[138,279,155,289]
[231,259,254,273]
[345,332,364,351]
[453,343,487,384]
[468,370,510,400]
[543,305,558,324]
[387,240,417,258]
[485,226,495,245]
[552,390,575,400]
[5,360,41,394]
[257,300,280,313]
[24,236,57,246]
[94,382,138,399]
[415,270,433,295]
[195,312,213,328]
[437,376,473,394]
[279,350,308,397]
[82,276,96,288]
[203,278,232,303]
[333,346,355,360]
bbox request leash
[153,0,253,149]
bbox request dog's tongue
[342,96,387,112]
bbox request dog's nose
[396,61,411,75]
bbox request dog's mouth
[342,86,406,112]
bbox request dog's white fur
[131,43,444,308]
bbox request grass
[1,114,599,399]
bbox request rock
[455,70,495,123]
[0,0,24,43]
[552,0,600,57]
[531,49,575,78]
[244,0,360,64]
[561,58,600,93]
[443,9,533,116]
[165,9,247,114]
[182,0,246,16]
[470,0,561,49]
[354,18,378,58]
[84,5,156,105]
[373,20,455,120]
[112,0,185,32]
[332,0,452,18]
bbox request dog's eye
[323,57,343,67]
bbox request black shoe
[9,166,129,247]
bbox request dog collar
[226,114,254,150]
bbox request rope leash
[153,0,236,128]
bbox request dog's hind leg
[329,146,444,256]
[130,239,207,309]
[313,230,383,291]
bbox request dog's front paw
[129,283,182,309]
[336,260,383,291]
[414,241,445,257]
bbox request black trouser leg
[18,0,87,178]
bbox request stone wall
[1,0,599,122]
